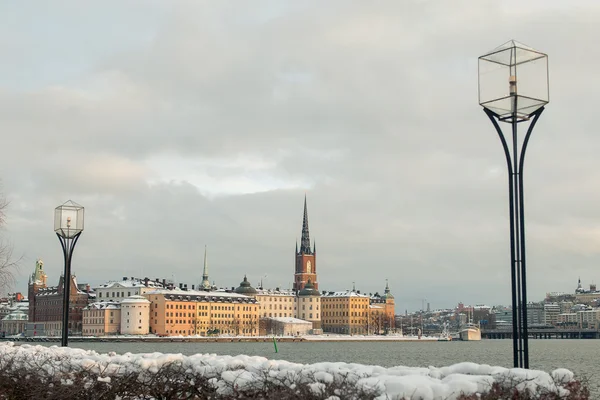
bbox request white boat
[459,324,481,341]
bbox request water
[40,340,599,394]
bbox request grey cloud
[1,0,600,312]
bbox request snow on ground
[0,342,575,400]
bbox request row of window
[322,311,367,317]
[164,303,258,311]
[98,291,135,298]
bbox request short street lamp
[54,200,84,347]
[479,40,549,369]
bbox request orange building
[144,289,259,336]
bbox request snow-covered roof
[84,301,121,311]
[95,279,165,290]
[256,289,295,296]
[2,309,28,321]
[121,295,151,304]
[268,317,312,325]
[145,289,257,302]
[322,290,370,298]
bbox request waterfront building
[27,259,47,322]
[94,277,166,302]
[493,309,513,328]
[543,303,561,326]
[26,260,90,336]
[472,305,496,330]
[1,308,28,336]
[526,303,545,326]
[120,295,151,335]
[143,288,259,336]
[261,317,312,336]
[321,289,370,334]
[577,309,600,329]
[369,282,396,333]
[254,287,296,319]
[297,279,322,331]
[82,301,120,336]
[557,313,578,327]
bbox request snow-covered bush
[0,342,589,400]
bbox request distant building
[572,278,600,305]
[1,308,28,336]
[261,317,312,336]
[321,289,370,334]
[557,313,577,326]
[543,303,561,326]
[578,309,600,329]
[472,305,496,330]
[120,295,150,335]
[82,301,120,336]
[143,288,259,336]
[27,260,90,336]
[94,277,166,302]
[369,281,396,333]
[526,303,544,326]
[254,287,296,319]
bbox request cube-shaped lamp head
[54,200,84,238]
[479,40,548,121]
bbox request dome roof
[235,276,257,295]
[382,281,394,300]
[121,295,150,304]
[298,279,320,296]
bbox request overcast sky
[1,1,599,312]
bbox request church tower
[294,196,318,292]
[28,259,48,322]
[200,245,211,290]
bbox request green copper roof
[235,275,257,295]
[298,279,320,296]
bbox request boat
[459,323,481,341]
[438,322,452,341]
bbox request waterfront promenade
[481,327,600,339]
[1,334,439,343]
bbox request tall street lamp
[54,200,84,347]
[479,40,549,369]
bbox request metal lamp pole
[479,41,549,369]
[54,201,84,347]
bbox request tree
[0,194,18,295]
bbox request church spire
[300,195,312,254]
[200,245,211,290]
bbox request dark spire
[295,240,298,254]
[300,195,312,254]
[313,240,316,254]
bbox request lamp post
[54,200,84,347]
[478,40,549,368]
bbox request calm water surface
[43,340,600,394]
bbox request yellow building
[369,281,396,333]
[255,289,296,318]
[82,301,121,336]
[321,290,370,334]
[144,289,260,336]
[321,283,396,335]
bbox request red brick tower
[293,196,318,292]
